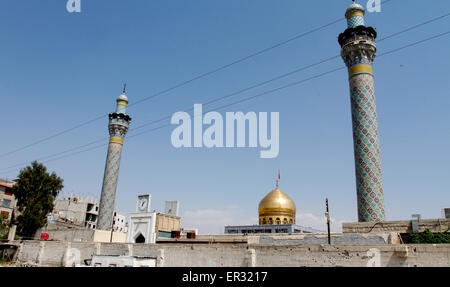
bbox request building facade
[53,195,125,232]
[128,195,181,243]
[225,224,322,234]
[0,179,16,223]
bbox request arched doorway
[135,233,146,243]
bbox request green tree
[13,161,63,238]
[0,214,9,240]
[0,214,8,231]
[408,228,450,244]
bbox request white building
[112,211,126,232]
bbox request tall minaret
[97,86,132,231]
[338,2,385,222]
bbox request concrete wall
[158,232,393,244]
[254,233,387,245]
[93,230,127,243]
[54,200,88,225]
[36,229,95,242]
[343,219,450,234]
[14,240,450,267]
[34,230,396,245]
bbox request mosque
[94,1,386,235]
[224,179,323,234]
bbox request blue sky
[1,0,449,233]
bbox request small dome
[258,187,296,217]
[348,2,364,11]
[117,93,128,103]
[346,2,365,18]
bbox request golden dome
[258,186,296,225]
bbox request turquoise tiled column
[339,2,385,222]
[97,91,131,230]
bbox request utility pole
[110,217,114,243]
[325,198,331,244]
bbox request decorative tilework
[340,3,384,223]
[347,15,365,28]
[97,141,124,230]
[349,73,385,222]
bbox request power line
[377,12,450,43]
[129,54,342,133]
[0,137,109,172]
[0,114,107,159]
[98,11,450,133]
[1,1,399,160]
[1,11,448,173]
[0,13,349,159]
[2,29,449,176]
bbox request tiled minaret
[97,87,132,230]
[338,2,385,222]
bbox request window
[268,218,273,225]
[2,200,11,208]
[276,218,281,225]
[262,218,266,225]
[283,218,288,224]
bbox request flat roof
[0,183,12,189]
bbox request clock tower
[127,194,157,244]
[136,194,151,213]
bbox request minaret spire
[97,87,132,231]
[123,83,127,94]
[339,3,385,222]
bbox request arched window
[262,218,267,225]
[283,218,288,224]
[276,218,281,225]
[268,218,273,225]
[289,219,293,223]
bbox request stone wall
[251,233,388,245]
[342,219,450,234]
[35,229,95,242]
[158,232,391,244]
[13,240,450,267]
